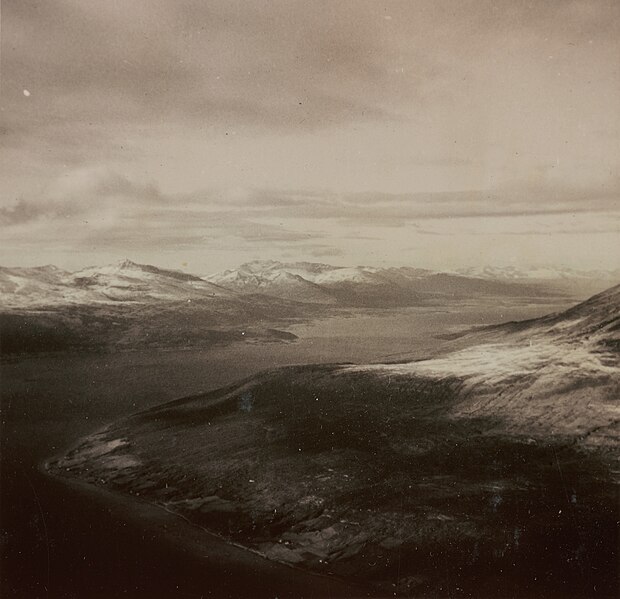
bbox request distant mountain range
[455,265,620,281]
[3,259,618,310]
[2,259,617,355]
[207,261,620,305]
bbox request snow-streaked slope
[357,341,613,385]
[310,266,385,285]
[350,285,620,443]
[208,261,434,287]
[233,260,336,278]
[250,271,336,304]
[69,259,236,303]
[1,260,236,308]
[206,260,544,305]
[6,258,615,309]
[0,265,96,308]
[204,262,336,304]
[206,262,417,305]
[479,283,620,347]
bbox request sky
[1,0,619,274]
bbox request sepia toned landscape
[2,260,619,596]
[2,1,619,598]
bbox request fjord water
[1,302,574,598]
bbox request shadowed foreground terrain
[48,286,620,597]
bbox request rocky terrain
[48,285,619,597]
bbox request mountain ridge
[206,260,620,305]
[2,258,618,311]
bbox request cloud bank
[1,1,618,271]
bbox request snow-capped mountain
[206,261,432,305]
[0,265,94,308]
[69,259,235,303]
[207,260,432,287]
[0,260,235,308]
[1,260,315,354]
[204,261,336,304]
[5,258,618,311]
[205,260,545,306]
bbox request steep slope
[50,286,620,596]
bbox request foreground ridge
[48,285,620,597]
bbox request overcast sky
[1,0,619,273]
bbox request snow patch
[349,341,618,387]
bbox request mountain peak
[237,260,338,275]
[115,259,141,269]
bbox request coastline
[41,460,374,599]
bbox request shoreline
[40,460,374,599]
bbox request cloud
[5,167,619,234]
[2,1,618,272]
[3,0,618,204]
[2,167,618,272]
[227,222,317,243]
[196,182,620,227]
[2,0,412,136]
[0,167,166,225]
[303,244,346,258]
